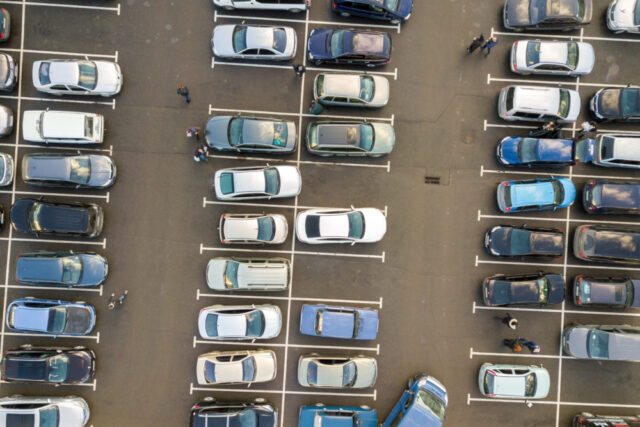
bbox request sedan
[607,0,640,33]
[482,272,565,306]
[6,298,96,336]
[305,121,395,157]
[300,304,379,340]
[214,165,301,201]
[0,152,13,185]
[22,153,116,189]
[496,177,576,212]
[212,24,297,60]
[300,405,377,427]
[10,199,104,238]
[562,324,640,360]
[190,398,277,427]
[574,225,640,264]
[503,0,592,31]
[197,304,282,340]
[205,115,296,153]
[583,179,640,214]
[196,350,277,385]
[0,52,17,91]
[298,355,377,388]
[511,40,594,76]
[32,59,122,97]
[0,396,90,427]
[296,207,386,244]
[16,251,108,287]
[485,225,564,258]
[0,346,95,385]
[219,213,288,244]
[478,363,550,399]
[573,276,640,308]
[307,28,391,67]
[496,136,594,167]
[590,86,640,122]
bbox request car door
[66,84,90,95]
[241,48,260,60]
[47,84,67,95]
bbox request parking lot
[0,0,637,426]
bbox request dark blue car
[307,28,391,67]
[299,405,377,427]
[383,375,447,427]
[16,251,108,287]
[583,180,640,215]
[6,298,96,336]
[332,0,413,23]
[300,304,378,340]
[496,136,595,168]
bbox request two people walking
[467,34,499,56]
[504,338,541,353]
[108,290,128,311]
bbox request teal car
[497,177,576,213]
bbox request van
[314,73,389,108]
[22,110,104,144]
[206,257,291,291]
[498,85,580,123]
[594,134,640,169]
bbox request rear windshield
[229,118,244,146]
[315,75,324,97]
[273,28,287,53]
[587,330,610,359]
[330,30,346,57]
[69,157,91,185]
[233,26,247,52]
[84,116,94,138]
[524,373,536,397]
[273,122,287,146]
[224,261,239,289]
[600,136,615,160]
[483,371,494,395]
[39,407,59,427]
[621,89,640,117]
[257,217,275,241]
[525,42,540,66]
[205,313,218,337]
[77,62,97,90]
[39,63,51,85]
[264,168,280,195]
[219,173,234,195]
[505,87,515,112]
[61,256,82,284]
[518,138,538,162]
[636,1,640,26]
[359,76,374,102]
[566,42,578,69]
[47,308,66,333]
[558,89,571,118]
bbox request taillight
[503,182,509,186]
[580,251,584,258]
[505,207,511,212]
[588,206,595,211]
[193,405,200,409]
[0,32,5,39]
[332,1,336,7]
[589,180,596,185]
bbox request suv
[16,251,108,287]
[574,225,640,264]
[314,73,389,108]
[307,28,392,67]
[306,121,395,157]
[573,412,640,427]
[594,134,640,169]
[478,363,550,399]
[22,153,116,188]
[0,396,90,427]
[0,152,13,186]
[22,110,104,144]
[10,199,104,238]
[563,324,640,360]
[6,298,96,336]
[498,85,580,123]
[503,0,592,31]
[206,257,291,291]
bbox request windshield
[241,356,256,382]
[47,308,67,333]
[61,256,82,284]
[359,76,374,102]
[233,26,247,52]
[551,180,565,205]
[636,1,640,26]
[359,124,374,151]
[47,354,69,382]
[235,409,258,427]
[205,313,218,337]
[263,168,280,195]
[245,311,264,337]
[69,157,91,185]
[257,217,275,241]
[347,211,364,239]
[384,0,399,11]
[415,389,446,421]
[537,278,549,303]
[273,122,287,147]
[587,329,610,359]
[525,42,540,66]
[219,173,234,195]
[566,42,578,69]
[620,89,640,117]
[524,373,537,397]
[483,371,494,395]
[518,138,538,162]
[224,261,239,289]
[330,30,346,57]
[342,362,357,387]
[272,28,287,53]
[229,118,244,146]
[84,116,94,138]
[558,89,571,118]
[77,62,97,90]
[39,62,51,85]
[38,407,59,427]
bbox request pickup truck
[213,0,309,12]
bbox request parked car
[213,0,310,12]
[0,346,95,385]
[573,412,640,427]
[306,121,395,157]
[483,272,565,306]
[205,115,297,153]
[206,257,291,291]
[10,199,104,238]
[6,298,96,336]
[382,375,447,427]
[300,304,378,340]
[607,0,640,33]
[0,396,90,427]
[22,110,104,144]
[212,24,297,60]
[298,355,377,388]
[503,0,592,31]
[296,207,386,244]
[478,363,550,399]
[198,304,282,340]
[219,213,288,244]
[300,404,377,427]
[0,9,9,41]
[32,59,122,96]
[573,276,640,308]
[485,225,564,257]
[307,28,391,67]
[0,204,4,231]
[574,225,640,264]
[496,177,576,212]
[496,136,594,167]
[0,52,17,90]
[590,86,640,122]
[563,324,640,360]
[511,40,594,76]
[190,398,277,427]
[593,134,640,169]
[332,0,413,23]
[16,251,107,288]
[214,165,301,201]
[498,85,581,123]
[314,73,389,108]
[196,350,277,385]
[583,179,640,214]
[22,153,116,188]
[0,104,13,136]
[0,152,14,186]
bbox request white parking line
[0,47,118,59]
[2,237,107,248]
[483,119,640,136]
[209,105,394,123]
[480,165,640,180]
[487,74,628,88]
[196,289,384,307]
[0,142,113,154]
[468,393,640,409]
[0,0,120,13]
[206,153,391,171]
[477,210,640,227]
[491,27,640,44]
[470,348,566,360]
[203,198,388,215]
[472,301,640,317]
[200,245,385,261]
[4,331,100,342]
[193,337,380,354]
[475,255,640,271]
[190,383,377,399]
[0,94,116,109]
[6,284,103,294]
[0,189,109,200]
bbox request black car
[574,276,640,308]
[574,225,640,265]
[16,251,108,287]
[573,412,640,427]
[590,86,640,122]
[503,0,592,31]
[10,199,103,238]
[307,28,391,67]
[331,0,414,23]
[483,272,565,306]
[0,345,95,385]
[485,225,564,257]
[190,397,277,427]
[583,179,640,214]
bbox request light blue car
[496,177,575,213]
[299,405,377,427]
[383,375,447,427]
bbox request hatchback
[563,324,640,360]
[0,346,95,385]
[503,0,592,31]
[383,375,447,427]
[22,110,104,144]
[298,355,377,388]
[496,177,576,212]
[6,298,96,336]
[205,115,297,153]
[483,272,565,306]
[496,136,594,167]
[300,405,377,427]
[583,179,640,214]
[498,85,581,123]
[607,0,640,33]
[16,251,108,287]
[0,152,13,186]
[478,363,550,399]
[307,28,391,67]
[206,257,291,291]
[0,396,90,427]
[306,120,395,157]
[190,398,277,427]
[594,134,640,169]
[219,213,288,244]
[485,225,564,257]
[300,304,379,340]
[590,86,640,122]
[314,73,389,108]
[296,207,386,244]
[574,225,640,264]
[573,276,640,308]
[22,153,116,188]
[214,165,301,201]
[32,59,122,97]
[0,52,17,91]
[197,304,282,340]
[10,199,104,238]
[511,40,594,76]
[332,0,413,23]
[196,349,277,385]
[212,24,297,61]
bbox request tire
[390,19,400,24]
[64,395,77,399]
[314,60,323,66]
[289,8,303,13]
[19,344,32,350]
[366,63,375,68]
[315,402,325,407]
[340,12,350,17]
[9,394,22,398]
[360,405,370,409]
[223,6,234,10]
[203,396,215,402]
[73,346,85,350]
[254,397,266,403]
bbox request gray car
[0,104,13,136]
[205,115,297,153]
[306,121,395,157]
[206,257,291,291]
[0,52,17,91]
[212,24,297,61]
[594,135,640,169]
[32,59,122,97]
[297,355,377,389]
[22,153,116,189]
[478,363,550,399]
[16,251,108,288]
[563,324,640,361]
[573,276,640,308]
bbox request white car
[206,257,291,291]
[478,363,550,399]
[297,355,378,388]
[198,304,282,340]
[510,40,595,76]
[314,73,390,108]
[0,104,13,136]
[498,85,581,123]
[32,59,122,97]
[212,25,297,61]
[607,0,640,33]
[0,152,13,186]
[213,0,310,13]
[0,395,90,427]
[214,165,301,201]
[22,110,104,144]
[196,349,277,385]
[219,213,288,244]
[296,207,386,244]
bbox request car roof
[48,61,78,85]
[317,123,361,147]
[349,31,386,54]
[513,86,559,112]
[600,182,640,209]
[537,41,569,64]
[318,214,350,238]
[230,170,266,194]
[36,203,89,233]
[13,306,50,330]
[242,119,274,144]
[609,333,640,359]
[245,26,277,50]
[612,137,640,161]
[223,217,259,239]
[322,309,355,338]
[323,74,361,97]
[42,112,86,139]
[510,181,555,207]
[17,257,63,281]
[26,157,71,181]
[237,263,288,287]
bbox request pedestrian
[496,313,518,330]
[107,292,117,310]
[116,290,128,307]
[177,84,190,103]
[543,121,560,138]
[503,338,523,352]
[467,33,485,54]
[580,120,597,137]
[194,145,208,162]
[481,36,498,56]
[187,126,201,140]
[293,63,306,78]
[519,339,541,353]
[309,99,324,115]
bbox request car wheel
[19,344,32,350]
[315,402,325,407]
[407,377,414,388]
[75,301,86,304]
[309,352,319,356]
[366,63,375,68]
[254,397,266,403]
[223,6,234,10]
[390,19,400,24]
[582,412,593,417]
[314,60,323,66]
[371,154,383,158]
[9,394,22,398]
[360,405,370,409]
[64,395,77,399]
[340,12,350,17]
[73,346,85,350]
[203,396,215,402]
[289,8,303,12]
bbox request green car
[305,121,395,157]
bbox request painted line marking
[209,105,394,122]
[197,291,383,307]
[0,190,109,200]
[0,94,115,107]
[473,303,640,317]
[2,237,107,248]
[492,27,640,43]
[190,384,376,398]
[206,153,390,171]
[3,331,100,341]
[204,199,387,213]
[200,246,385,261]
[468,393,640,408]
[0,142,113,153]
[476,257,640,271]
[478,210,640,226]
[5,284,103,293]
[214,13,401,32]
[484,121,640,136]
[193,338,380,354]
[487,74,628,88]
[0,47,118,59]
[480,166,640,180]
[0,0,120,12]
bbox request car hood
[65,352,94,382]
[352,359,377,388]
[94,61,121,94]
[253,353,276,382]
[371,123,395,154]
[361,208,386,242]
[261,307,282,339]
[505,0,531,26]
[0,105,13,136]
[271,215,288,244]
[566,90,581,122]
[575,42,596,74]
[486,227,511,255]
[566,326,589,358]
[58,401,89,426]
[64,306,95,335]
[10,199,34,232]
[595,89,622,118]
[498,137,521,164]
[276,166,302,198]
[205,116,232,148]
[22,111,42,142]
[371,75,390,106]
[396,0,414,17]
[307,28,332,59]
[206,259,226,290]
[78,254,107,286]
[559,178,577,206]
[612,0,637,27]
[87,155,115,187]
[533,370,551,399]
[212,25,236,57]
[356,309,379,340]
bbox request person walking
[467,33,485,53]
[519,339,541,353]
[543,121,560,138]
[187,126,201,140]
[309,99,324,115]
[481,36,499,56]
[580,120,597,137]
[194,145,208,162]
[108,290,128,310]
[496,313,518,330]
[293,63,306,78]
[503,338,523,352]
[177,84,190,103]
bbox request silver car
[32,59,122,97]
[0,396,90,427]
[314,73,389,108]
[212,24,297,61]
[510,40,594,76]
[0,53,17,91]
[22,153,116,189]
[219,213,288,244]
[205,115,297,153]
[214,165,301,201]
[607,0,640,33]
[196,349,277,385]
[198,304,282,340]
[213,0,310,12]
[206,257,291,291]
[0,152,13,186]
[298,355,377,388]
[563,324,640,361]
[594,134,640,169]
[0,104,13,136]
[478,363,550,399]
